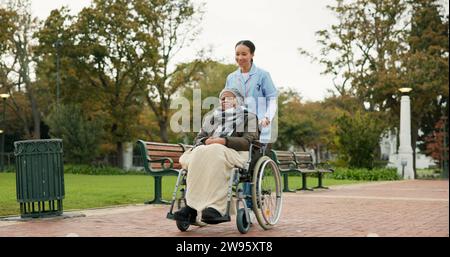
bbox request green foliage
[334,110,386,168]
[0,8,16,53]
[301,0,448,172]
[1,165,15,173]
[330,167,400,181]
[0,0,42,139]
[138,0,203,142]
[275,88,341,152]
[64,164,145,175]
[45,104,105,164]
[416,168,442,179]
[34,0,204,167]
[406,0,449,153]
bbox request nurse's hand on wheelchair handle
[259,117,270,127]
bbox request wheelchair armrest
[250,140,271,154]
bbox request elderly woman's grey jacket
[194,111,259,151]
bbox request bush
[64,164,145,175]
[2,164,145,175]
[333,111,385,169]
[1,165,15,173]
[45,104,105,164]
[329,167,400,181]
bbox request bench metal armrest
[279,161,300,174]
[286,161,298,170]
[315,162,335,172]
[276,160,297,169]
[297,162,315,170]
[147,157,174,172]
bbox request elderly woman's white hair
[219,88,244,107]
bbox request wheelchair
[166,142,283,234]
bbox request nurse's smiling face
[235,44,254,72]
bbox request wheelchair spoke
[252,156,283,230]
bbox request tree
[33,0,204,166]
[300,0,449,172]
[299,0,408,104]
[176,60,236,143]
[139,0,204,142]
[276,89,314,150]
[334,110,385,168]
[403,0,449,173]
[0,0,42,139]
[425,117,448,167]
[35,0,166,167]
[45,104,104,164]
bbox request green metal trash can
[14,139,65,218]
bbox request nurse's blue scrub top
[224,63,278,143]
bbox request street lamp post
[397,88,414,179]
[0,93,10,172]
[54,39,63,110]
[442,116,449,179]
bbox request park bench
[137,140,192,204]
[293,151,334,189]
[269,150,298,192]
[271,150,334,191]
[137,140,334,205]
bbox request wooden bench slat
[149,151,184,158]
[278,157,293,160]
[146,145,184,152]
[149,157,181,163]
[150,163,183,169]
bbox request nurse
[225,40,278,144]
[224,40,278,213]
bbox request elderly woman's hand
[205,137,226,145]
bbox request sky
[28,0,449,102]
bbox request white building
[379,130,437,169]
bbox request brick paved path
[0,180,448,237]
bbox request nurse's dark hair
[235,40,255,54]
[235,40,255,63]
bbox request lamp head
[0,130,3,134]
[0,93,10,100]
[398,87,412,95]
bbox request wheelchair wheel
[251,156,282,230]
[236,208,250,234]
[175,193,190,232]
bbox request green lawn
[0,173,361,217]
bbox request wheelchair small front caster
[236,208,250,234]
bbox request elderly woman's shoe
[201,207,227,224]
[174,206,197,223]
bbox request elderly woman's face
[220,91,237,110]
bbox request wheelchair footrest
[201,215,231,224]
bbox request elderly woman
[174,88,259,224]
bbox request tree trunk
[23,75,40,139]
[21,36,41,139]
[116,141,123,168]
[159,120,169,143]
[28,92,41,139]
[316,144,321,164]
[412,126,419,179]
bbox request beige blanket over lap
[179,144,249,216]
